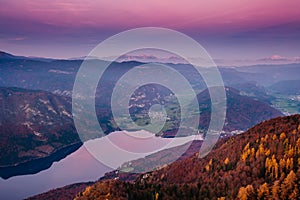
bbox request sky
[0,0,300,64]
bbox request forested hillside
[74,115,300,200]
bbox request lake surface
[0,130,198,199]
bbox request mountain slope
[197,87,283,133]
[269,80,300,95]
[0,87,81,178]
[233,63,300,86]
[73,115,300,199]
[0,51,18,59]
[26,182,93,200]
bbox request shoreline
[0,142,82,179]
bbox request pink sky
[0,0,300,61]
[2,0,299,28]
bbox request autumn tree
[237,185,255,200]
[280,170,298,200]
[257,182,269,199]
[271,180,280,200]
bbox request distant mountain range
[29,115,300,199]
[0,51,55,62]
[1,50,300,97]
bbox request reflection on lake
[0,145,110,200]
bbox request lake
[0,130,199,199]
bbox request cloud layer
[0,0,300,61]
